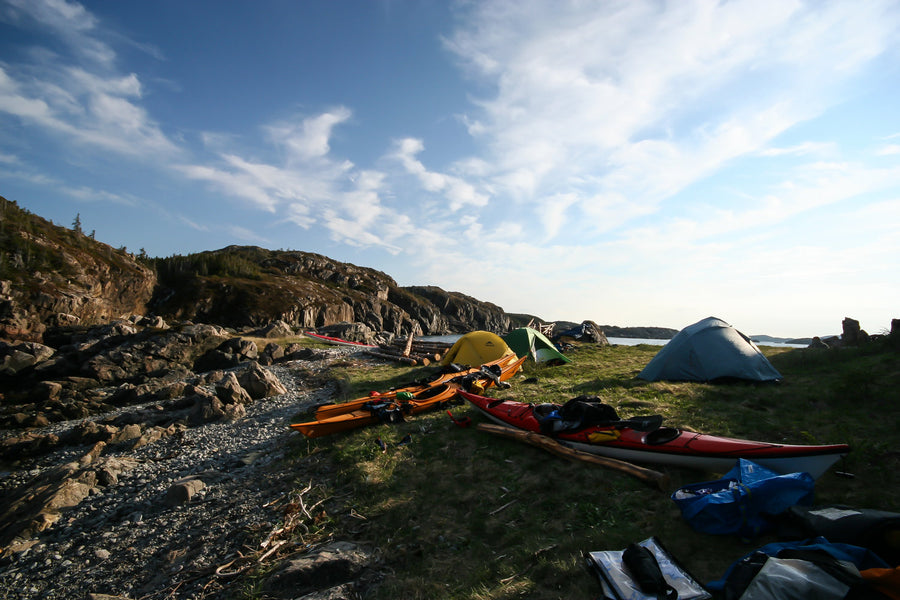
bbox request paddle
[477,423,670,491]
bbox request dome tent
[503,327,571,364]
[440,330,516,367]
[637,317,782,382]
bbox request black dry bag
[623,542,678,600]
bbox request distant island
[751,334,816,345]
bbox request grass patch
[274,341,900,598]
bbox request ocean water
[418,334,669,346]
[417,334,807,349]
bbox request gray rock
[164,478,206,506]
[237,362,287,399]
[215,371,253,405]
[266,542,376,596]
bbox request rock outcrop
[146,246,512,337]
[0,197,156,342]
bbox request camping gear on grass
[502,326,571,364]
[584,536,711,600]
[310,356,518,420]
[708,537,891,599]
[439,330,516,367]
[637,316,782,382]
[671,459,814,538]
[459,391,849,478]
[291,355,525,438]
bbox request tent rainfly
[503,327,571,364]
[440,330,516,367]
[637,317,783,383]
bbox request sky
[1,0,898,339]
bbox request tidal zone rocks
[0,319,293,549]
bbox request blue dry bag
[671,459,815,538]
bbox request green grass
[273,340,900,599]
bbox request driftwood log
[476,423,670,491]
[384,340,448,361]
[365,350,420,366]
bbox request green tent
[503,327,571,364]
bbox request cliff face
[0,198,156,341]
[146,247,509,337]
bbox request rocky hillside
[148,246,510,339]
[0,198,510,343]
[0,198,156,342]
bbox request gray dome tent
[637,317,782,382]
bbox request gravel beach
[0,349,365,600]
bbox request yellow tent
[440,331,516,367]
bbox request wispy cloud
[227,225,269,245]
[0,0,177,159]
[2,0,115,66]
[391,138,489,211]
[759,142,837,157]
[438,0,900,240]
[179,111,417,252]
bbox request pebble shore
[0,349,361,600]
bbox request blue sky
[1,0,898,338]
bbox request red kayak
[459,391,849,479]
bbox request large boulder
[317,322,375,344]
[237,363,287,399]
[194,337,259,372]
[841,317,869,346]
[0,341,55,375]
[215,372,253,405]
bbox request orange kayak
[292,355,525,438]
[312,355,523,420]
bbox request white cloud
[266,108,353,162]
[759,142,836,157]
[0,31,176,158]
[440,0,900,242]
[2,0,115,66]
[65,185,137,206]
[391,137,489,210]
[181,112,425,252]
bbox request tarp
[637,317,783,382]
[503,327,571,364]
[440,330,516,367]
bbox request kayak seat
[644,427,681,445]
[415,383,451,399]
